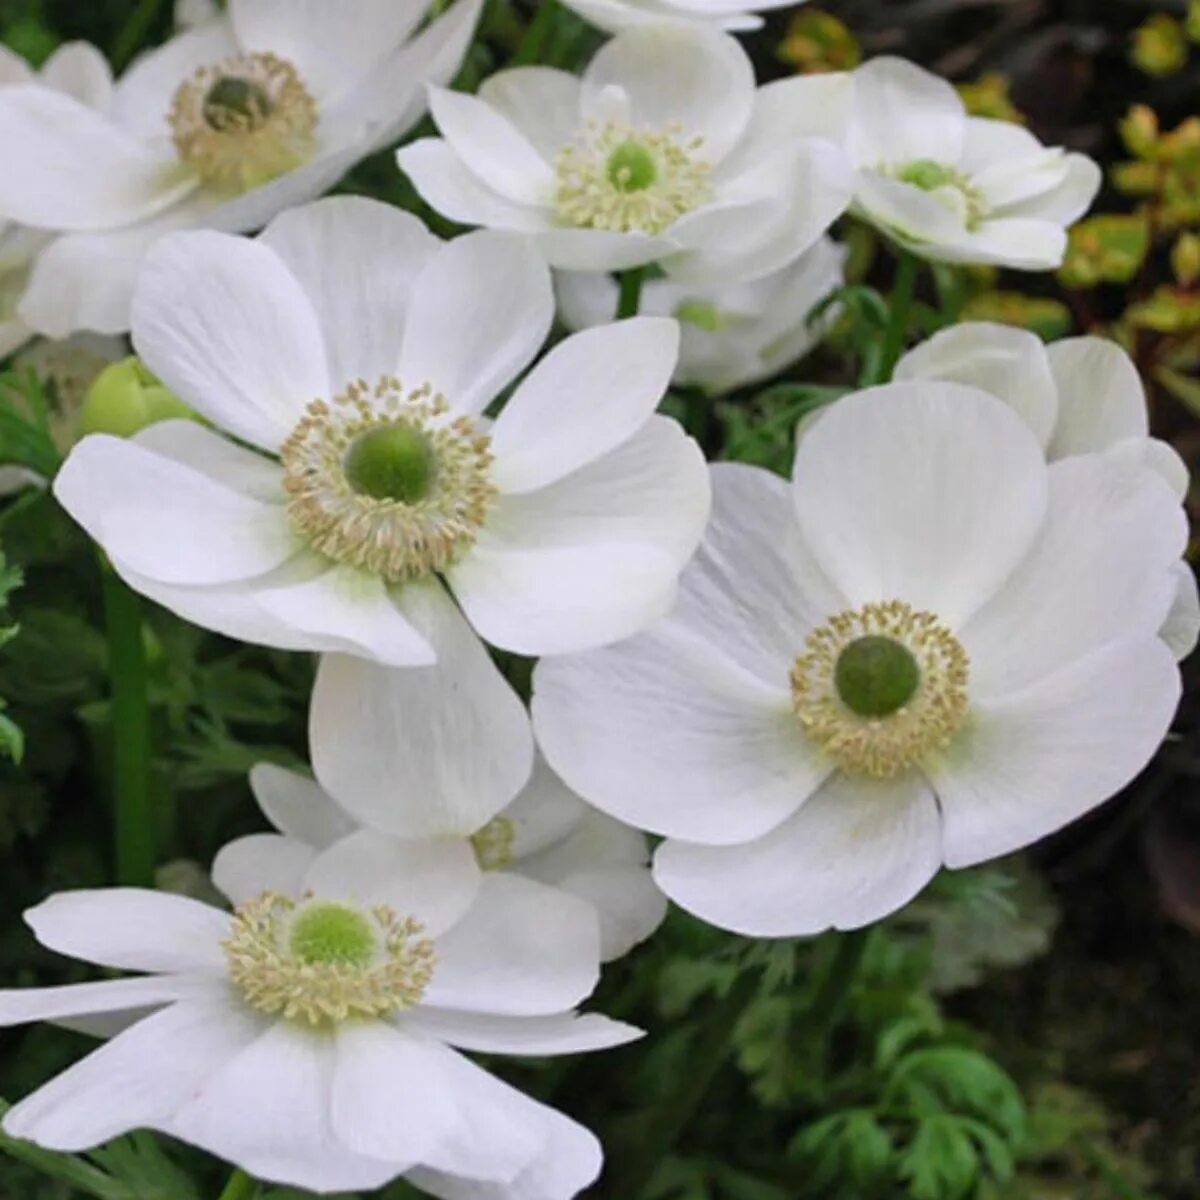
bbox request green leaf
[899,1115,980,1200]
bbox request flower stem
[605,969,760,1197]
[617,266,647,319]
[217,1168,258,1200]
[875,250,921,383]
[111,0,165,72]
[101,564,154,888]
[808,928,871,1042]
[512,0,558,66]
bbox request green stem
[217,1168,259,1200]
[875,251,920,384]
[808,929,871,1042]
[617,266,647,319]
[606,970,760,1197]
[511,0,558,66]
[111,0,165,73]
[101,564,154,888]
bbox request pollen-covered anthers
[169,53,317,192]
[471,816,516,871]
[224,893,436,1026]
[555,121,713,235]
[790,600,970,778]
[281,376,496,582]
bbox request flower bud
[1172,234,1200,288]
[78,357,196,439]
[1120,105,1160,159]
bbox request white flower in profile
[534,384,1186,937]
[0,849,637,1195]
[894,321,1198,659]
[53,197,709,670]
[0,0,481,339]
[0,42,113,358]
[847,58,1101,269]
[558,0,801,34]
[216,750,666,964]
[556,237,845,395]
[398,23,853,283]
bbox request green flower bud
[79,357,196,439]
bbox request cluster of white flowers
[0,0,1190,1197]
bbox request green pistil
[203,76,272,129]
[289,902,377,968]
[606,140,658,193]
[343,422,437,504]
[834,635,920,718]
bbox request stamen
[790,600,969,778]
[890,159,988,230]
[555,121,712,234]
[470,817,516,871]
[280,376,496,582]
[225,893,435,1026]
[169,53,317,192]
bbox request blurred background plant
[0,1,1197,1198]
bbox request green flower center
[834,635,920,718]
[288,901,378,968]
[675,300,724,332]
[343,422,437,504]
[203,76,272,130]
[606,140,658,192]
[898,159,959,192]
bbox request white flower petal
[655,770,942,936]
[229,0,425,103]
[211,833,318,906]
[402,1008,642,1055]
[132,230,330,451]
[930,637,1180,867]
[853,170,964,245]
[940,219,1068,270]
[848,57,964,169]
[429,87,556,205]
[450,416,709,655]
[5,998,260,1153]
[790,382,1048,626]
[1162,562,1200,661]
[533,225,677,271]
[489,317,679,493]
[39,42,113,109]
[0,87,191,231]
[503,756,588,859]
[336,1028,549,1181]
[258,196,439,390]
[408,1100,601,1200]
[1045,336,1148,459]
[533,620,830,845]
[302,830,482,938]
[53,433,296,586]
[516,812,666,960]
[0,976,219,1028]
[397,139,556,233]
[425,874,600,1017]
[0,45,33,84]
[1002,153,1101,225]
[249,762,357,848]
[477,67,582,160]
[398,231,553,417]
[255,564,437,667]
[310,582,533,837]
[17,202,207,339]
[961,452,1185,696]
[894,322,1059,450]
[110,22,238,138]
[582,24,755,163]
[172,1020,398,1193]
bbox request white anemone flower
[0,851,638,1195]
[398,23,853,283]
[53,197,709,670]
[0,42,113,357]
[558,0,801,34]
[847,58,1101,269]
[556,237,845,395]
[894,321,1198,660]
[534,384,1186,937]
[215,752,666,962]
[0,0,481,339]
